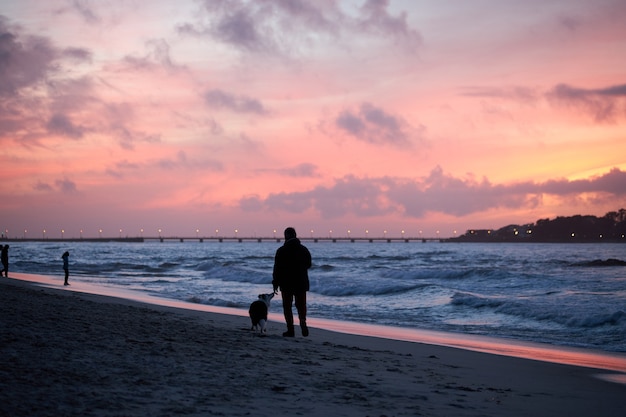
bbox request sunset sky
[1,0,625,239]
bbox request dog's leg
[259,319,266,334]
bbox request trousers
[280,290,307,329]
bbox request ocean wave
[573,258,626,267]
[186,296,243,308]
[566,310,626,328]
[196,261,271,285]
[386,267,513,282]
[450,293,505,309]
[314,281,431,297]
[451,293,626,330]
[241,254,273,261]
[366,253,413,261]
[158,262,180,268]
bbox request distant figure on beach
[0,245,8,277]
[272,227,312,337]
[62,251,70,285]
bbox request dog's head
[257,292,274,304]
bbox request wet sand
[0,276,624,416]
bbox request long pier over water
[6,236,448,243]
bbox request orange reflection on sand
[306,317,626,374]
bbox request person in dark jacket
[272,227,312,337]
[62,251,70,286]
[1,245,8,277]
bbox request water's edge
[11,272,626,378]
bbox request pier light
[99,229,103,238]
[347,229,351,238]
[80,229,83,239]
[140,229,144,237]
[235,229,238,237]
[24,229,27,238]
[215,229,219,237]
[401,230,405,237]
[119,229,123,238]
[329,230,332,238]
[158,228,162,238]
[273,229,277,238]
[365,229,369,236]
[384,230,387,238]
[196,229,199,237]
[43,229,46,239]
[61,229,65,239]
[310,229,314,238]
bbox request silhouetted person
[62,251,70,285]
[0,245,8,277]
[272,227,312,337]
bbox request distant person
[62,251,70,285]
[0,245,8,277]
[272,227,312,337]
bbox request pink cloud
[177,0,420,57]
[204,89,268,115]
[547,83,626,122]
[241,167,626,219]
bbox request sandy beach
[1,277,624,417]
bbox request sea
[7,240,626,353]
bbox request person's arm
[272,249,281,291]
[305,247,312,269]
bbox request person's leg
[64,268,69,285]
[294,292,308,336]
[281,291,295,336]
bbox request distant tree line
[454,209,626,242]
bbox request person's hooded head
[284,227,297,240]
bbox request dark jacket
[272,237,311,293]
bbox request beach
[0,277,624,417]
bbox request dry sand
[0,277,624,417]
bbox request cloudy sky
[1,0,625,239]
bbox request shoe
[301,322,309,337]
[282,330,295,337]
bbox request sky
[1,0,625,239]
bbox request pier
[4,236,448,243]
[143,236,447,243]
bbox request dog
[248,292,275,335]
